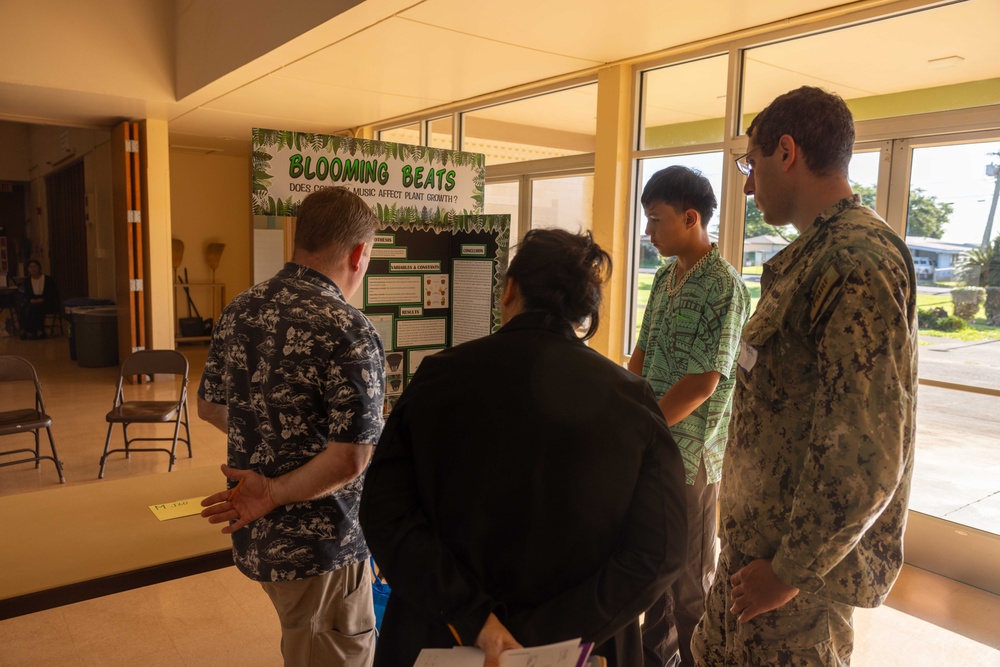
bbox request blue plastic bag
[371,556,390,638]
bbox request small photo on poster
[385,351,404,374]
[383,394,400,416]
[386,373,404,395]
[423,274,450,309]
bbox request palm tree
[959,237,1000,287]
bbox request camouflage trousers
[691,546,854,666]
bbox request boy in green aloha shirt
[628,165,750,667]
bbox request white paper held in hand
[413,638,591,667]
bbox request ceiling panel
[742,0,1000,111]
[277,17,601,104]
[201,75,448,130]
[399,0,851,63]
[167,107,345,142]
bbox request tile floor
[0,567,282,667]
[0,335,227,497]
[0,563,997,666]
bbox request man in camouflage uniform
[692,86,918,666]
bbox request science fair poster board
[364,214,509,412]
[250,129,509,413]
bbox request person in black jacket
[19,259,57,339]
[360,228,688,667]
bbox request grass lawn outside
[633,273,999,343]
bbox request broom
[206,243,225,284]
[171,238,184,283]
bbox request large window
[461,84,597,166]
[378,122,419,145]
[630,53,730,350]
[903,137,1000,538]
[640,55,729,149]
[741,0,1000,130]
[427,117,453,150]
[530,174,593,235]
[907,141,1000,258]
[484,181,520,245]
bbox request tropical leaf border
[251,127,486,217]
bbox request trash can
[64,298,114,361]
[74,306,119,368]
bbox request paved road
[913,332,1000,537]
[731,276,1000,533]
[919,335,1000,390]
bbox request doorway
[45,161,88,301]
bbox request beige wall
[169,150,252,326]
[0,122,30,181]
[0,0,174,106]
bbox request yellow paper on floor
[148,496,207,521]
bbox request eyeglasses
[734,147,760,176]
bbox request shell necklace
[665,246,714,297]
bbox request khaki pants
[692,546,854,667]
[261,560,376,667]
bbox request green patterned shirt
[636,244,750,484]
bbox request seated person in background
[360,228,689,667]
[19,260,57,339]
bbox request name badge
[737,342,758,373]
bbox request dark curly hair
[747,86,855,177]
[504,229,611,340]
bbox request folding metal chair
[44,305,64,337]
[0,355,65,483]
[98,349,191,478]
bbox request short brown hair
[294,187,379,256]
[747,86,855,177]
